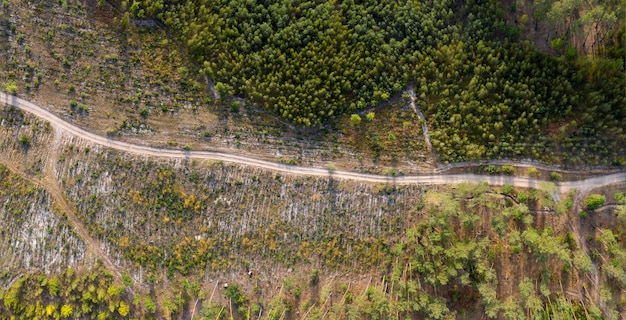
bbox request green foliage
[0,266,135,319]
[122,271,133,287]
[60,304,73,317]
[143,296,156,313]
[415,39,626,163]
[483,165,499,174]
[3,80,17,94]
[617,205,626,223]
[501,165,515,175]
[350,114,361,126]
[366,112,375,122]
[224,284,247,305]
[18,134,30,146]
[550,172,562,181]
[164,0,455,125]
[120,0,495,126]
[573,250,593,273]
[613,191,625,205]
[501,184,514,195]
[389,191,500,318]
[585,194,606,210]
[522,227,572,266]
[310,269,319,286]
[118,301,129,316]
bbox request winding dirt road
[2,92,625,194]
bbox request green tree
[350,114,362,126]
[584,194,605,209]
[46,304,56,316]
[118,301,129,317]
[60,304,73,318]
[366,112,375,121]
[143,296,156,313]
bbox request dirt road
[2,92,624,194]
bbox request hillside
[1,99,625,318]
[117,0,626,165]
[1,0,625,167]
[0,0,625,319]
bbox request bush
[224,284,248,306]
[143,296,156,313]
[4,80,17,94]
[501,165,515,175]
[18,134,30,146]
[60,304,73,318]
[614,191,625,205]
[501,185,514,195]
[550,172,562,181]
[350,114,361,126]
[483,165,499,174]
[584,194,605,210]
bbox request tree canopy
[119,0,625,161]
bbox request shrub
[550,172,562,181]
[224,284,248,306]
[118,301,130,316]
[230,102,240,113]
[18,134,30,146]
[517,192,529,204]
[483,165,498,174]
[614,191,625,205]
[60,304,73,318]
[4,80,17,94]
[584,194,605,210]
[501,165,515,175]
[143,296,156,313]
[350,114,361,126]
[501,185,514,195]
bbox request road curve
[2,92,625,193]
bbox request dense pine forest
[115,0,626,163]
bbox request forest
[113,0,626,162]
